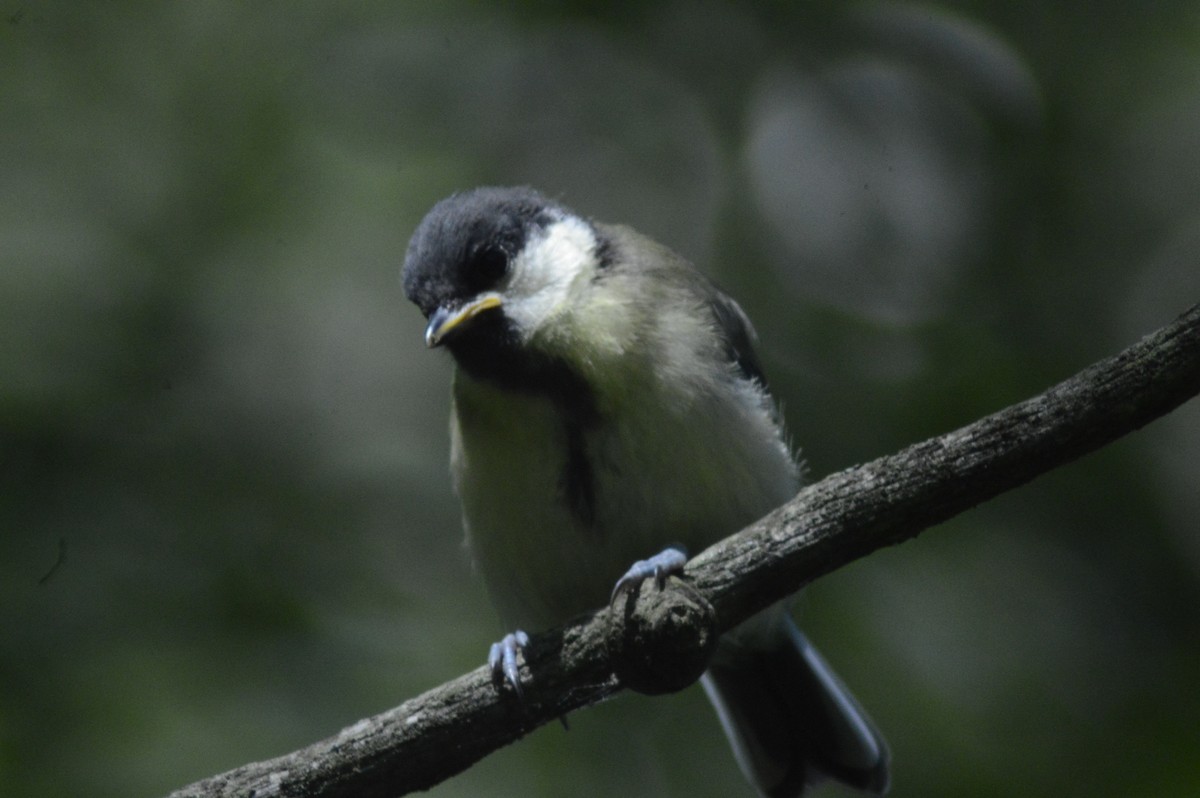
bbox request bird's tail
[700,615,889,797]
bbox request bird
[402,186,889,797]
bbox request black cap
[402,186,562,318]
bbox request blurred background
[3,2,1199,796]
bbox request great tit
[403,186,889,797]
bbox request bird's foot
[610,544,689,603]
[488,630,530,696]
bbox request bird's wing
[707,288,770,389]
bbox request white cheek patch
[504,215,599,335]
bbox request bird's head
[403,187,606,353]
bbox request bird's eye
[472,246,509,288]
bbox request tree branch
[168,303,1200,798]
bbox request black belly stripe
[561,421,596,526]
[447,313,601,529]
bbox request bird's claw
[488,630,530,696]
[610,544,688,603]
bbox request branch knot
[606,576,719,695]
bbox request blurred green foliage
[2,2,1199,797]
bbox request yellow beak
[424,295,503,347]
